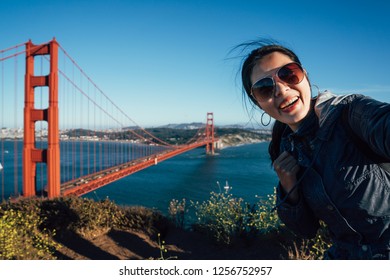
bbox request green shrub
[37,196,126,239]
[249,189,282,234]
[190,186,284,246]
[120,205,170,236]
[67,197,125,238]
[0,204,59,260]
[191,191,250,245]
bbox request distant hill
[61,126,271,146]
[157,122,204,130]
[157,122,274,131]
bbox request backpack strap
[342,106,390,173]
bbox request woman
[240,41,390,259]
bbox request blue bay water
[84,142,278,214]
[0,141,278,214]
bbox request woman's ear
[256,100,263,110]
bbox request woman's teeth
[280,97,299,109]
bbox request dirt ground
[54,227,294,260]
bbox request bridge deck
[60,140,215,197]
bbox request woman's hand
[273,151,300,204]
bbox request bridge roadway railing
[60,139,216,197]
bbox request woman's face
[250,52,312,131]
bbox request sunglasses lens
[278,63,304,85]
[251,78,274,101]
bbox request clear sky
[1,0,390,127]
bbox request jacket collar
[281,91,357,144]
[314,91,357,141]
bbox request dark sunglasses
[250,62,304,102]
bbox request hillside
[61,127,271,146]
[0,196,308,260]
[215,128,271,148]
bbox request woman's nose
[273,78,290,98]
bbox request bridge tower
[205,112,215,155]
[23,39,60,198]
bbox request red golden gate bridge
[0,39,217,201]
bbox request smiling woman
[239,39,390,260]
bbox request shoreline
[217,134,271,150]
[218,140,268,150]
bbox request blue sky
[1,0,390,127]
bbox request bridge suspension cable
[0,42,27,200]
[0,42,27,62]
[57,43,175,148]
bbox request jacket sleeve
[276,183,320,239]
[348,95,390,160]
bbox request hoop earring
[261,111,271,126]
